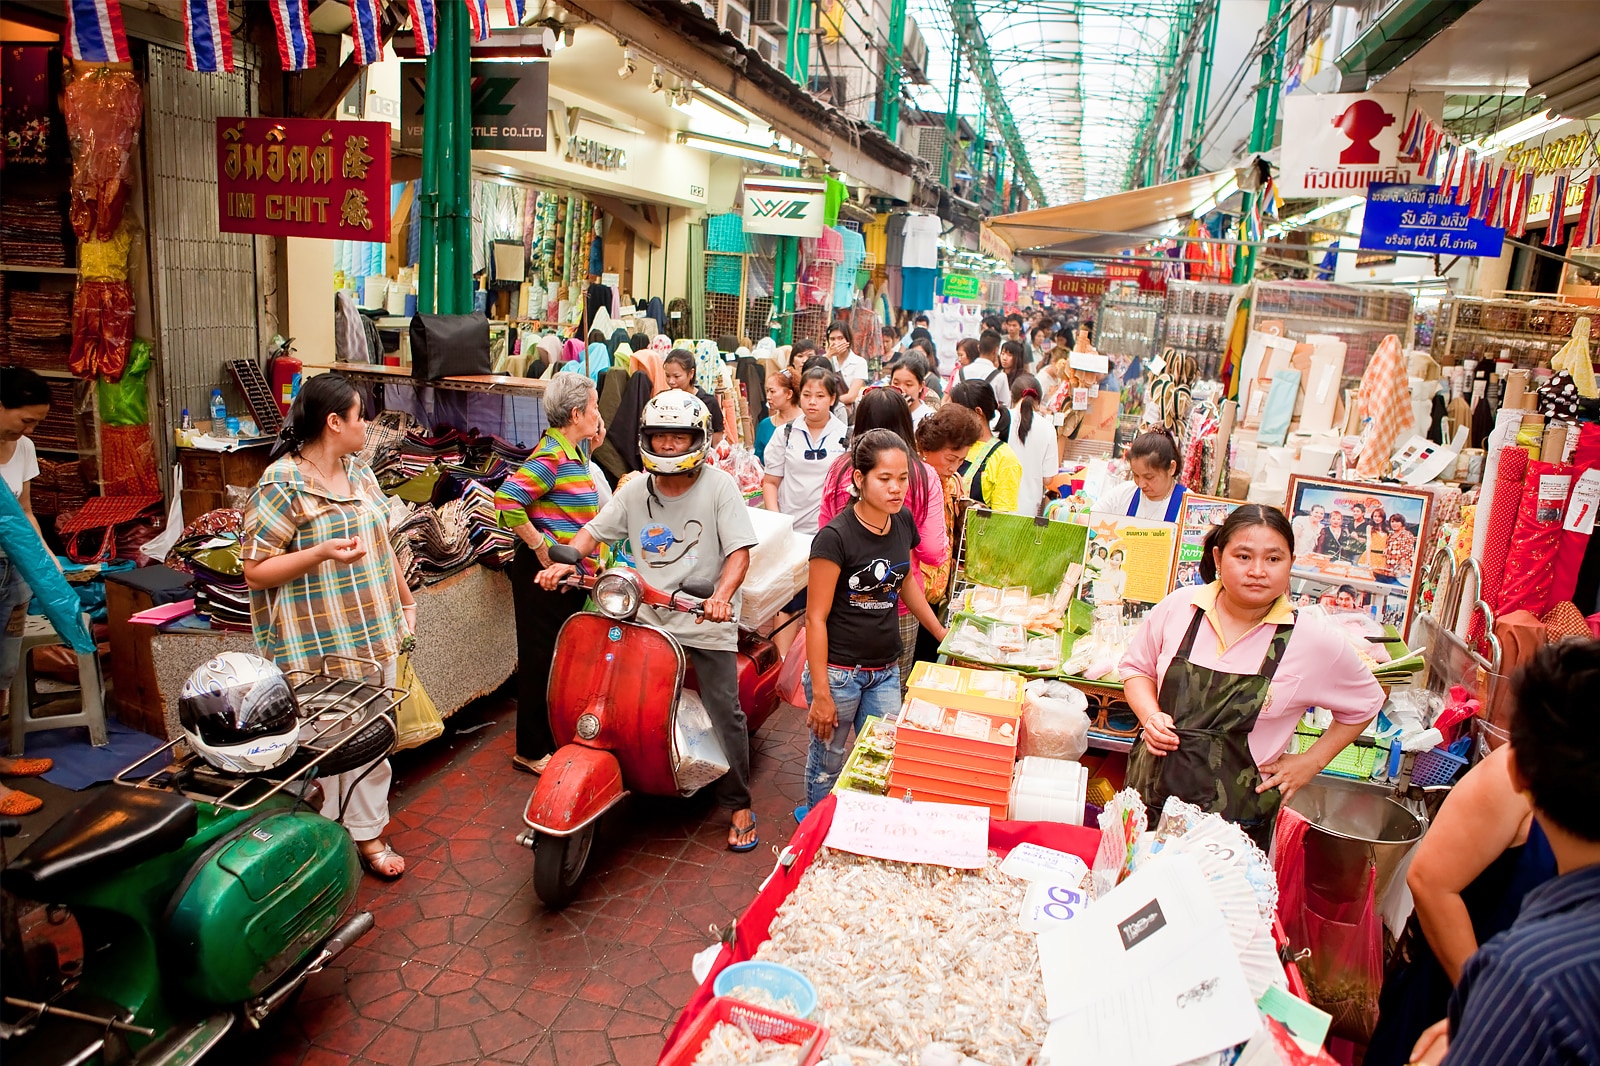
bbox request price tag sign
[1001,843,1091,885]
[1565,469,1600,532]
[1020,880,1089,932]
[1072,387,1090,411]
[822,791,990,868]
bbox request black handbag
[409,312,491,380]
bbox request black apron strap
[1256,620,1297,683]
[1173,604,1208,660]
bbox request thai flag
[1545,173,1570,248]
[408,0,437,55]
[348,0,383,65]
[1575,176,1599,250]
[466,0,491,42]
[505,0,526,23]
[65,0,129,63]
[269,0,315,70]
[183,0,233,72]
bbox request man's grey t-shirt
[584,466,758,652]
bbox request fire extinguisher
[266,335,301,418]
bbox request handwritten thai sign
[1052,274,1110,297]
[823,790,990,868]
[216,118,391,240]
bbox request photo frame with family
[1171,494,1241,591]
[1285,475,1433,636]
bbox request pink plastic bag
[776,624,808,708]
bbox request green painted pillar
[941,47,961,187]
[880,0,906,140]
[774,0,814,342]
[1187,1,1218,175]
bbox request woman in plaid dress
[243,375,415,880]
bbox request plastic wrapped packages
[70,279,135,380]
[63,68,143,241]
[1092,788,1147,898]
[1020,678,1091,760]
[97,337,152,425]
[738,534,810,629]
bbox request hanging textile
[1478,446,1528,618]
[1551,423,1600,607]
[1499,459,1575,617]
[1551,316,1596,399]
[1355,334,1413,478]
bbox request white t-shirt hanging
[901,214,941,269]
[0,436,40,496]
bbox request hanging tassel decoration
[1399,109,1423,161]
[1580,174,1600,250]
[1454,149,1476,206]
[1510,169,1535,239]
[1436,144,1458,196]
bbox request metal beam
[947,0,1047,206]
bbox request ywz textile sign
[216,118,391,240]
[741,177,826,238]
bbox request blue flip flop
[729,813,759,852]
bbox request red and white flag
[66,0,129,63]
[183,0,233,72]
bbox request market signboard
[741,177,827,238]
[1359,182,1506,257]
[941,273,981,299]
[1279,92,1439,196]
[399,61,549,151]
[1051,274,1111,297]
[216,118,391,240]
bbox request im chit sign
[742,177,826,238]
[216,118,391,240]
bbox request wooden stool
[8,614,107,756]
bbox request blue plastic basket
[1410,746,1469,787]
[712,961,818,1019]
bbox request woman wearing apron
[1120,505,1383,848]
[1099,429,1187,521]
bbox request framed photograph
[1171,494,1242,591]
[1285,476,1434,637]
[1079,512,1178,622]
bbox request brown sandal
[0,756,53,778]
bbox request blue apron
[1127,482,1186,522]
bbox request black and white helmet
[178,652,299,774]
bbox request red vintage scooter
[516,544,785,908]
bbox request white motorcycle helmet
[638,390,712,476]
[178,652,300,774]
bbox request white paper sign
[1020,880,1091,933]
[822,791,990,868]
[1565,468,1600,532]
[1001,843,1092,885]
[1069,351,1110,374]
[1538,474,1572,523]
[1278,93,1441,196]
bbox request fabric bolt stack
[389,502,475,587]
[0,195,71,267]
[455,480,516,569]
[3,288,73,370]
[32,379,82,454]
[170,531,251,632]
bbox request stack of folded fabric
[5,289,73,372]
[0,195,71,267]
[456,480,517,569]
[32,379,83,454]
[172,531,252,632]
[390,502,475,586]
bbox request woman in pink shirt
[818,388,948,689]
[1120,504,1382,848]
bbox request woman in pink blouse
[817,388,948,689]
[1120,504,1383,848]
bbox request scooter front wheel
[532,825,594,910]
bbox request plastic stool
[8,614,107,756]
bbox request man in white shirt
[956,330,1011,406]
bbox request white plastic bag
[670,690,730,795]
[1020,678,1091,760]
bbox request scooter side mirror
[679,577,717,600]
[548,544,583,565]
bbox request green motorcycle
[1,658,403,1066]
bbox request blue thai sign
[1359,182,1505,257]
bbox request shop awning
[987,171,1237,256]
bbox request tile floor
[245,694,811,1066]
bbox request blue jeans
[802,662,901,806]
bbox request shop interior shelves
[1162,280,1241,379]
[1430,295,1589,369]
[1096,291,1164,361]
[1249,281,1415,378]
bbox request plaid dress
[243,455,408,676]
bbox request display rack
[1094,290,1164,362]
[1161,280,1240,382]
[1249,280,1414,380]
[1430,295,1588,369]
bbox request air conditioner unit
[901,17,929,85]
[911,124,945,169]
[719,0,751,42]
[750,26,782,66]
[751,0,790,29]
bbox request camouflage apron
[1125,605,1294,850]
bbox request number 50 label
[1021,881,1086,933]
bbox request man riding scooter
[538,391,760,851]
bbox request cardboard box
[905,662,1025,717]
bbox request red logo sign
[1051,275,1111,297]
[216,118,391,240]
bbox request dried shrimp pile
[754,850,1045,1065]
[689,1021,806,1065]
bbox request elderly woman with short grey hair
[494,372,604,774]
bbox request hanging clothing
[901,267,936,313]
[694,339,723,394]
[833,227,866,308]
[608,327,629,355]
[583,342,610,381]
[584,282,613,333]
[604,371,655,475]
[630,348,666,395]
[1356,334,1414,478]
[901,214,940,269]
[647,296,667,335]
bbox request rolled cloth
[1498,459,1574,618]
[1471,445,1527,644]
[1550,423,1600,607]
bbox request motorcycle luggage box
[165,809,359,1004]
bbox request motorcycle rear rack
[114,657,405,813]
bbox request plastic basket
[1293,724,1379,780]
[659,996,828,1066]
[1410,746,1469,787]
[712,961,818,1018]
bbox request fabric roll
[1356,334,1413,478]
[1549,423,1600,607]
[1478,445,1528,620]
[1498,458,1574,618]
[1471,409,1525,566]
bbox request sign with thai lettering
[941,273,982,299]
[741,176,826,237]
[216,118,391,240]
[1051,274,1111,297]
[1359,182,1505,257]
[1279,93,1438,196]
[399,61,549,151]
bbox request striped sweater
[493,428,599,546]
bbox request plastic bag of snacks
[1020,679,1091,760]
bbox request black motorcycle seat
[2,785,197,899]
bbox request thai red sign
[1051,275,1111,297]
[216,118,391,240]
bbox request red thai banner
[1051,274,1111,297]
[216,117,390,240]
